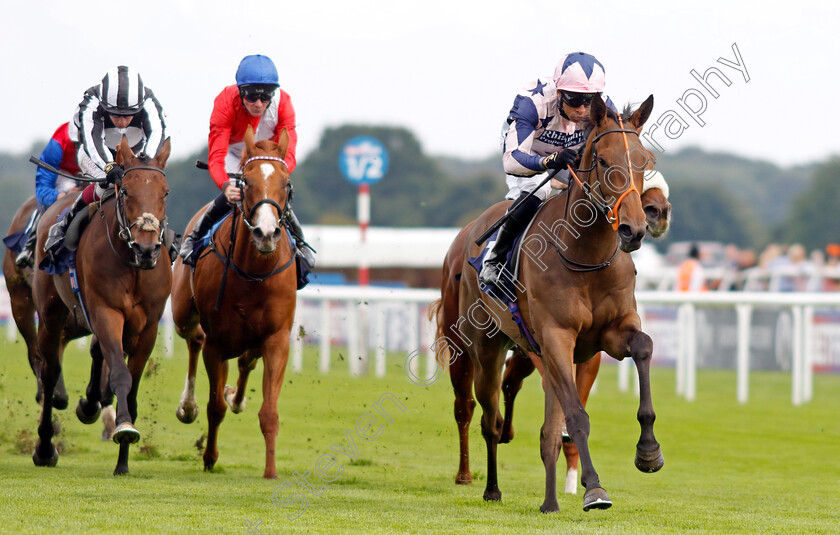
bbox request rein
[548,115,639,272]
[207,154,295,309]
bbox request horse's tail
[428,297,443,339]
[427,298,454,369]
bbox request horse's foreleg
[539,385,564,513]
[76,337,104,425]
[628,331,664,473]
[6,276,44,403]
[176,332,204,424]
[562,353,602,494]
[259,334,291,479]
[111,327,157,476]
[225,353,258,414]
[542,331,611,512]
[202,346,228,472]
[500,347,536,444]
[94,310,139,448]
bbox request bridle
[567,115,642,231]
[551,114,643,272]
[102,165,168,269]
[236,155,290,233]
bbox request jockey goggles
[240,85,276,103]
[561,91,598,108]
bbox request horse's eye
[120,187,128,196]
[164,190,170,197]
[598,157,607,167]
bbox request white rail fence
[4,279,840,406]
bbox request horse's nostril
[644,207,659,219]
[273,227,282,239]
[253,228,264,239]
[618,224,633,240]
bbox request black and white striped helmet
[99,65,145,115]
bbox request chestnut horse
[31,138,172,475]
[3,196,89,408]
[172,126,296,479]
[436,183,670,491]
[435,95,663,512]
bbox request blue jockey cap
[235,55,279,88]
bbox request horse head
[238,125,291,254]
[580,95,654,252]
[114,136,171,269]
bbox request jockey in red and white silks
[207,84,298,190]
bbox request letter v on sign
[329,429,360,460]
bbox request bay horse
[31,137,172,475]
[3,196,88,408]
[436,95,663,512]
[436,183,670,491]
[172,126,297,479]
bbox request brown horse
[437,184,670,490]
[498,164,672,495]
[172,126,297,479]
[31,137,172,474]
[436,95,663,512]
[3,196,89,408]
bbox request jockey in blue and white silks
[480,52,617,287]
[501,52,617,201]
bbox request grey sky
[3,0,838,167]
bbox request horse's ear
[115,135,134,166]
[244,125,256,155]
[590,95,607,127]
[154,137,171,168]
[629,95,654,131]
[275,128,289,159]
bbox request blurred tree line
[1,127,837,252]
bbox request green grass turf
[0,334,838,534]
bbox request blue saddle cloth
[3,230,26,253]
[468,229,541,355]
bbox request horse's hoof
[635,447,664,473]
[113,422,140,444]
[113,465,130,476]
[583,486,612,511]
[499,423,513,443]
[455,472,473,485]
[52,395,69,411]
[483,488,502,502]
[540,500,560,513]
[224,385,245,413]
[76,398,102,424]
[176,404,198,424]
[32,444,59,467]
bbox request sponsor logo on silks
[537,129,586,147]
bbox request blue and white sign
[339,136,389,185]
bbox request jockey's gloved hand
[104,162,125,184]
[542,148,578,170]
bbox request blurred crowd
[637,242,840,292]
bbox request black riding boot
[43,194,87,257]
[15,225,39,269]
[285,207,316,267]
[478,191,542,286]
[179,193,231,267]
